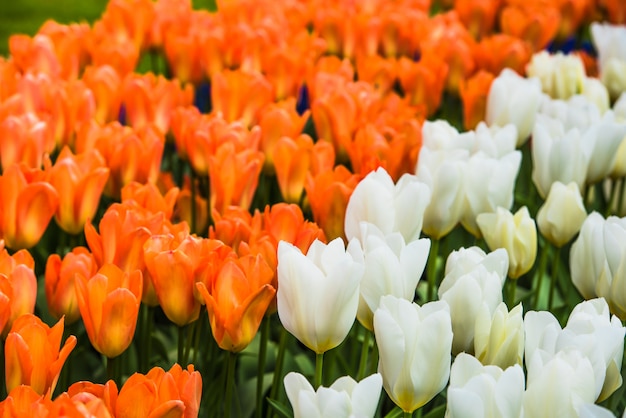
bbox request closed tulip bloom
[344,167,431,244]
[591,23,626,100]
[0,243,37,336]
[0,385,53,416]
[446,353,525,418]
[486,68,542,146]
[277,238,364,354]
[374,295,452,414]
[584,111,626,184]
[5,314,77,397]
[477,207,537,279]
[526,51,586,100]
[75,264,142,358]
[438,247,508,354]
[357,222,430,331]
[284,372,382,418]
[523,349,596,418]
[474,302,524,369]
[524,298,625,402]
[45,246,97,324]
[196,255,275,352]
[570,213,626,319]
[537,182,587,247]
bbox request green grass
[0,0,217,57]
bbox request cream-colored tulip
[537,182,587,247]
[476,207,537,279]
[591,22,626,100]
[474,302,524,370]
[526,51,586,100]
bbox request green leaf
[382,407,404,418]
[422,404,447,418]
[266,398,293,418]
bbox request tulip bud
[537,182,587,247]
[477,206,537,279]
[474,302,525,369]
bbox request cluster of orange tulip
[0,0,621,415]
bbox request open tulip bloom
[3,0,626,416]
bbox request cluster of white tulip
[275,23,626,418]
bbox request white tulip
[585,111,626,184]
[446,353,524,418]
[284,372,383,418]
[524,298,625,402]
[421,119,475,152]
[526,51,586,100]
[581,77,610,114]
[374,295,452,413]
[538,94,601,132]
[474,302,525,369]
[476,207,537,279]
[472,122,518,158]
[579,404,618,418]
[536,181,587,247]
[486,68,542,146]
[356,222,430,330]
[461,151,521,238]
[344,167,431,244]
[438,247,508,354]
[523,349,596,418]
[277,238,364,353]
[591,22,626,100]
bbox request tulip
[116,364,202,418]
[44,147,110,235]
[373,295,452,413]
[526,51,586,100]
[584,112,626,185]
[446,353,525,418]
[459,70,495,130]
[0,385,51,416]
[5,314,77,397]
[524,298,625,402]
[438,247,508,354]
[570,212,626,319]
[196,255,275,352]
[0,243,37,336]
[277,238,364,354]
[0,113,53,171]
[591,23,626,100]
[0,164,58,250]
[462,151,521,237]
[485,68,542,146]
[476,206,537,279]
[474,302,525,369]
[273,134,314,204]
[472,123,518,158]
[356,222,430,331]
[121,182,179,220]
[75,264,142,358]
[45,246,97,324]
[523,349,596,418]
[284,372,382,418]
[344,167,431,244]
[536,181,587,247]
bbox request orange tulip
[88,38,140,78]
[5,314,77,397]
[115,364,202,418]
[44,146,109,235]
[9,34,61,77]
[258,99,310,174]
[211,69,274,127]
[600,0,626,23]
[455,0,501,39]
[0,112,54,171]
[0,242,37,336]
[45,247,97,324]
[94,0,155,51]
[262,203,326,254]
[208,143,265,215]
[159,173,209,235]
[274,134,315,204]
[210,206,255,251]
[304,165,360,241]
[473,34,532,76]
[396,55,449,117]
[355,54,397,94]
[82,65,123,125]
[0,385,51,417]
[75,264,142,358]
[460,70,495,130]
[67,379,118,416]
[37,20,91,81]
[0,164,58,250]
[196,254,276,352]
[121,181,179,220]
[500,4,560,51]
[0,57,19,103]
[164,28,205,85]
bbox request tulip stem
[267,327,288,418]
[403,411,413,418]
[178,325,188,366]
[106,355,119,385]
[548,246,561,311]
[224,351,237,418]
[427,239,440,302]
[256,316,270,418]
[506,279,517,308]
[532,241,550,309]
[357,329,371,380]
[314,352,324,389]
[190,169,197,234]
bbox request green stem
[178,325,186,366]
[357,329,371,380]
[618,177,626,216]
[106,355,118,385]
[507,279,517,308]
[192,308,205,365]
[314,352,324,389]
[404,411,413,418]
[224,351,237,418]
[368,338,379,376]
[427,239,440,302]
[532,241,550,310]
[606,178,621,217]
[256,317,270,418]
[267,328,288,418]
[548,246,561,311]
[190,169,197,234]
